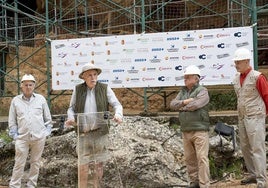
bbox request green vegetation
[209,154,243,180]
[0,130,12,143]
[208,90,237,111]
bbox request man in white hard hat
[65,63,123,188]
[232,48,268,188]
[8,74,53,188]
[170,65,210,188]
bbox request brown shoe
[241,177,257,185]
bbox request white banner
[51,26,253,90]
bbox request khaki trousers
[9,137,46,188]
[182,131,210,188]
[238,117,267,185]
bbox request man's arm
[8,99,18,139]
[181,88,209,111]
[256,74,268,115]
[107,86,123,123]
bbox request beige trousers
[182,131,210,188]
[9,137,46,188]
[239,117,267,185]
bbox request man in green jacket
[170,65,210,188]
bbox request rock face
[0,116,242,187]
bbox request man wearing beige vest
[65,63,123,188]
[233,48,268,188]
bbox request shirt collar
[22,93,35,101]
[240,67,252,77]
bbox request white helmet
[232,48,252,61]
[183,65,200,76]
[21,74,36,83]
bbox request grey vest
[233,70,266,118]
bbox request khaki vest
[74,82,109,113]
[233,70,266,118]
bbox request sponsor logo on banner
[106,59,119,64]
[55,71,68,76]
[79,52,87,57]
[167,45,179,52]
[55,44,65,49]
[123,49,136,53]
[217,43,232,49]
[150,56,161,63]
[183,45,198,50]
[200,34,214,39]
[158,76,171,81]
[92,42,101,47]
[70,79,82,84]
[142,77,155,81]
[99,79,109,83]
[182,34,195,41]
[142,67,157,72]
[159,67,172,71]
[127,66,139,74]
[199,54,212,60]
[200,45,214,49]
[71,42,80,48]
[152,48,164,52]
[113,69,125,73]
[137,38,150,43]
[175,65,183,71]
[121,58,132,63]
[217,53,230,59]
[216,33,231,38]
[126,78,140,82]
[105,40,118,45]
[91,51,104,56]
[134,58,147,62]
[175,76,184,81]
[167,37,179,41]
[210,63,224,70]
[111,77,123,84]
[152,37,164,42]
[234,31,248,38]
[236,42,249,47]
[58,52,67,58]
[168,56,180,61]
[137,48,149,53]
[182,56,195,60]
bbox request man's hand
[113,114,123,124]
[65,119,76,127]
[183,98,194,105]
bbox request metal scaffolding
[0,0,267,112]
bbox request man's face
[234,59,249,73]
[82,69,98,89]
[184,74,198,88]
[21,81,35,97]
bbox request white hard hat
[232,48,252,61]
[79,63,102,79]
[183,65,201,76]
[21,74,36,83]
